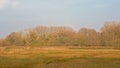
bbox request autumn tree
[0,39,2,46]
[78,28,100,46]
[101,21,120,47]
[5,32,25,46]
[3,22,120,47]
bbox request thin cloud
[11,1,19,8]
[0,0,9,8]
[0,0,19,9]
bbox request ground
[0,46,120,68]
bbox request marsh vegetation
[0,46,120,68]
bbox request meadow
[0,46,120,68]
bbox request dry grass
[0,46,120,58]
[0,46,120,68]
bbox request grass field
[0,46,120,68]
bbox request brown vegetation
[0,21,120,48]
[0,46,120,68]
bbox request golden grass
[0,46,120,59]
[0,46,120,68]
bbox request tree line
[0,21,120,47]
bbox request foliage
[0,21,120,47]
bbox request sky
[0,0,120,38]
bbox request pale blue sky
[0,0,120,38]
